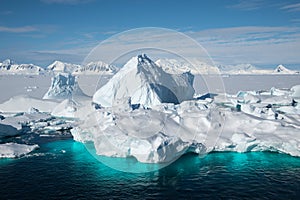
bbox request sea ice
[0,143,39,158]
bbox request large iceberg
[93,54,195,108]
[72,55,300,164]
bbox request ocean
[1,139,299,199]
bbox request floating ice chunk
[51,98,94,120]
[291,85,300,101]
[261,96,293,106]
[0,143,39,158]
[0,123,18,138]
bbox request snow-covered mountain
[47,60,118,75]
[47,61,81,74]
[73,61,117,75]
[1,58,298,75]
[93,54,195,108]
[155,58,219,74]
[0,59,44,75]
[156,59,299,75]
[273,64,295,74]
[218,63,256,72]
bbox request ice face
[43,73,87,100]
[73,82,300,165]
[93,54,195,108]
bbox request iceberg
[93,54,195,108]
[73,62,300,163]
[43,73,87,100]
[0,143,39,158]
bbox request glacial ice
[71,56,300,163]
[93,54,195,108]
[43,73,87,100]
[0,95,58,113]
[0,143,39,158]
[1,55,299,164]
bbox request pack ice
[72,55,300,163]
[0,73,85,158]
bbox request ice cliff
[43,73,87,100]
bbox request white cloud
[281,3,300,12]
[0,26,38,33]
[14,26,300,68]
[188,26,300,65]
[85,26,300,66]
[227,0,266,10]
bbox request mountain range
[0,58,298,75]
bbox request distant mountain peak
[274,64,290,73]
[2,59,15,66]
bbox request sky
[0,0,300,69]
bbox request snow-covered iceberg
[93,54,195,108]
[43,73,87,100]
[73,58,300,163]
[0,143,38,158]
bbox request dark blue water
[0,139,300,199]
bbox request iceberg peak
[93,54,195,108]
[43,73,87,100]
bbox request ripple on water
[0,140,299,199]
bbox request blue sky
[0,0,300,69]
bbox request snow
[155,58,299,75]
[73,61,117,75]
[73,83,300,163]
[70,55,300,163]
[51,98,94,119]
[43,73,88,100]
[274,64,294,74]
[0,95,58,113]
[291,85,300,100]
[93,54,195,108]
[0,55,299,163]
[0,143,39,158]
[0,59,44,75]
[47,61,80,74]
[47,60,118,75]
[155,58,219,74]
